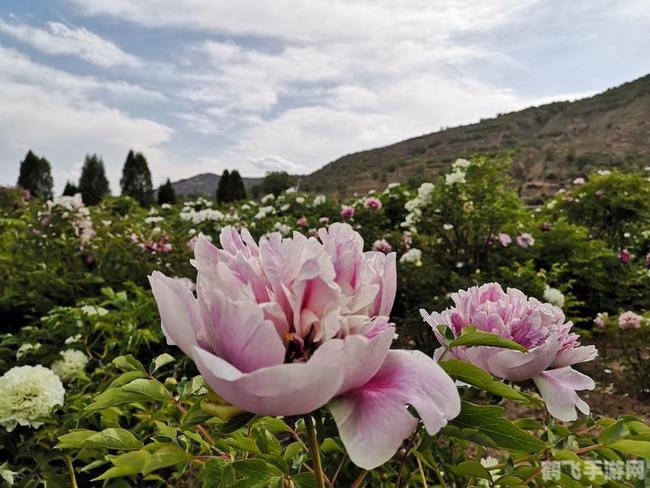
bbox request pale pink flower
[150,223,459,469]
[187,235,199,251]
[319,216,330,225]
[340,205,355,219]
[372,239,393,254]
[573,177,585,185]
[516,233,535,248]
[593,312,608,329]
[364,197,382,210]
[618,311,643,330]
[296,216,309,227]
[421,283,597,421]
[498,233,512,247]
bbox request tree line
[13,150,280,206]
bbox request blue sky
[1,0,649,193]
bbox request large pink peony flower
[149,223,460,469]
[421,283,597,422]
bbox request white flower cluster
[180,208,225,224]
[273,222,292,235]
[254,206,275,220]
[543,286,565,309]
[445,158,470,186]
[51,350,89,382]
[313,195,326,206]
[260,194,275,204]
[399,248,423,266]
[0,365,65,431]
[401,182,435,231]
[47,193,95,247]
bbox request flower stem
[304,414,325,488]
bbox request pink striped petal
[533,367,595,421]
[329,350,460,469]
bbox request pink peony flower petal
[148,271,207,356]
[329,350,460,469]
[204,289,286,373]
[487,338,560,381]
[533,367,595,421]
[191,340,346,417]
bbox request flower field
[1,156,649,487]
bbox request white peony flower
[445,170,466,186]
[0,365,65,431]
[313,195,326,206]
[543,286,565,309]
[452,158,471,170]
[51,350,89,382]
[417,182,435,203]
[400,248,423,265]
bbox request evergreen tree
[216,170,231,203]
[229,170,247,201]
[157,178,176,205]
[62,181,79,196]
[17,150,53,199]
[78,154,110,205]
[252,171,297,197]
[120,150,153,206]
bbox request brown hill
[301,75,650,202]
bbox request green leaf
[180,400,213,428]
[598,419,629,444]
[439,359,527,401]
[87,379,169,412]
[554,450,606,486]
[320,438,345,455]
[141,444,190,475]
[109,370,148,388]
[93,450,151,481]
[450,402,547,452]
[293,472,317,487]
[55,430,95,449]
[451,460,492,480]
[149,353,175,375]
[112,355,145,372]
[232,459,282,483]
[608,439,650,458]
[221,412,256,434]
[121,379,169,402]
[57,428,143,451]
[448,326,527,352]
[492,474,523,486]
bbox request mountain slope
[301,75,650,202]
[170,173,262,197]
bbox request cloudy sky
[1,1,649,193]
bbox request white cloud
[0,46,172,192]
[65,0,536,42]
[0,18,140,68]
